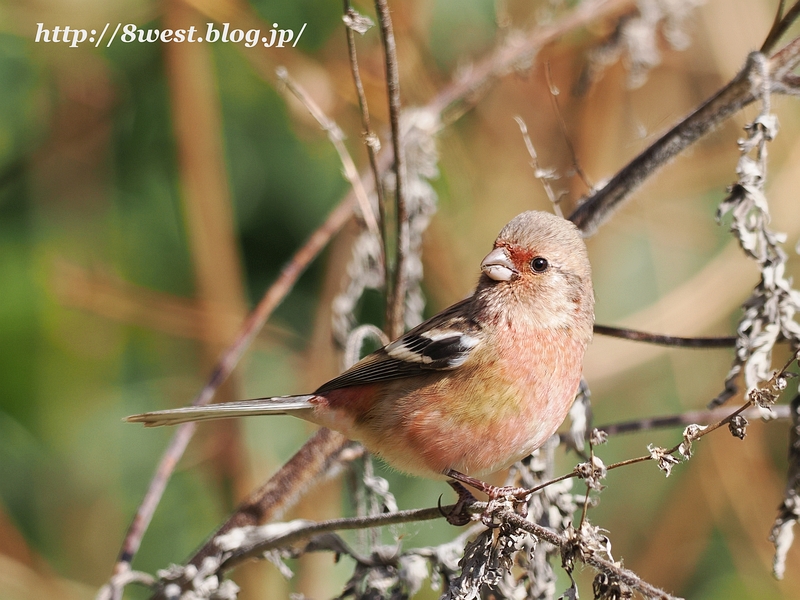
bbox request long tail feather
[125,395,316,427]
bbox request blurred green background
[1,0,800,598]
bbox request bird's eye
[531,257,549,273]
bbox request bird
[127,211,594,501]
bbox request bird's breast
[313,325,587,479]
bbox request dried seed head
[729,414,749,440]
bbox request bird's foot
[440,481,478,526]
[444,470,530,527]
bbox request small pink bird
[128,211,594,500]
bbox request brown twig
[219,504,452,571]
[544,62,593,191]
[601,353,799,474]
[276,67,380,239]
[375,0,408,340]
[761,0,800,53]
[596,403,791,437]
[343,1,388,266]
[600,401,755,474]
[593,324,738,347]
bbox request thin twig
[343,1,389,265]
[601,354,798,474]
[112,190,358,575]
[514,115,563,217]
[375,0,409,340]
[593,324,738,347]
[598,401,756,475]
[761,0,800,53]
[596,403,791,436]
[276,67,380,239]
[545,62,593,191]
[114,422,197,571]
[524,470,581,496]
[220,504,456,571]
[428,0,634,116]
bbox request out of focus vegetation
[1,1,800,599]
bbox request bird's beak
[481,247,517,281]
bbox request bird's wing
[315,297,484,394]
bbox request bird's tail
[125,395,316,427]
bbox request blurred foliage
[0,0,799,599]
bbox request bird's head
[478,211,594,332]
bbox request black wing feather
[314,297,483,394]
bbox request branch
[596,403,791,437]
[569,37,800,235]
[594,324,737,347]
[501,512,680,599]
[187,430,363,568]
[544,62,593,191]
[218,505,453,572]
[375,0,408,340]
[761,0,800,53]
[343,2,388,266]
[515,116,563,216]
[196,503,676,599]
[276,67,380,239]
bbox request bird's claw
[443,470,531,525]
[442,481,478,526]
